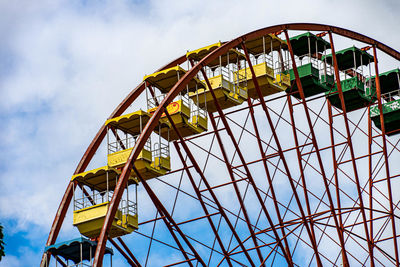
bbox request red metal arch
[42,23,400,266]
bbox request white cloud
[0,0,399,266]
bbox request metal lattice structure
[41,23,400,267]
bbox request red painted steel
[372,45,399,266]
[108,238,137,266]
[208,112,266,266]
[241,41,320,266]
[42,23,400,266]
[286,94,321,258]
[41,55,187,266]
[174,142,234,267]
[328,32,374,266]
[327,101,347,263]
[285,31,350,266]
[170,119,256,265]
[116,238,142,267]
[246,97,293,262]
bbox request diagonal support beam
[148,82,254,266]
[284,30,351,266]
[208,112,266,266]
[108,238,138,266]
[328,31,373,266]
[371,45,399,266]
[241,40,321,267]
[197,57,292,265]
[246,97,293,260]
[286,94,319,253]
[174,142,234,266]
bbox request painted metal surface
[42,23,400,267]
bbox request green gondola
[324,46,376,111]
[285,32,334,98]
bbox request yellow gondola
[143,65,204,94]
[71,166,138,239]
[71,166,137,191]
[144,66,208,140]
[147,98,207,140]
[106,110,171,179]
[73,201,138,239]
[236,34,291,99]
[187,42,248,112]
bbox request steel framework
[41,23,400,266]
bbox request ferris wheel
[41,23,400,267]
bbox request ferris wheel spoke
[42,24,400,266]
[286,32,356,267]
[245,97,294,260]
[173,142,235,266]
[199,60,294,264]
[166,111,258,265]
[327,31,377,266]
[179,151,256,265]
[207,112,268,265]
[243,40,328,266]
[217,101,283,256]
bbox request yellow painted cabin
[71,167,138,239]
[187,42,248,112]
[144,66,208,140]
[148,99,207,141]
[105,110,171,180]
[143,65,205,94]
[189,75,248,113]
[73,201,138,239]
[71,166,138,192]
[107,147,170,180]
[235,62,290,99]
[236,34,291,99]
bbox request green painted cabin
[323,46,376,111]
[369,68,400,135]
[285,32,334,98]
[370,99,400,135]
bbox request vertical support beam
[167,116,256,266]
[285,30,350,266]
[327,101,346,265]
[368,106,374,267]
[199,61,292,265]
[372,45,399,266]
[241,41,321,267]
[328,31,373,266]
[208,112,266,266]
[286,95,319,250]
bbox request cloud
[0,0,399,266]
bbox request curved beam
[43,23,400,266]
[40,55,187,267]
[93,23,400,265]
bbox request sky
[0,0,399,266]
